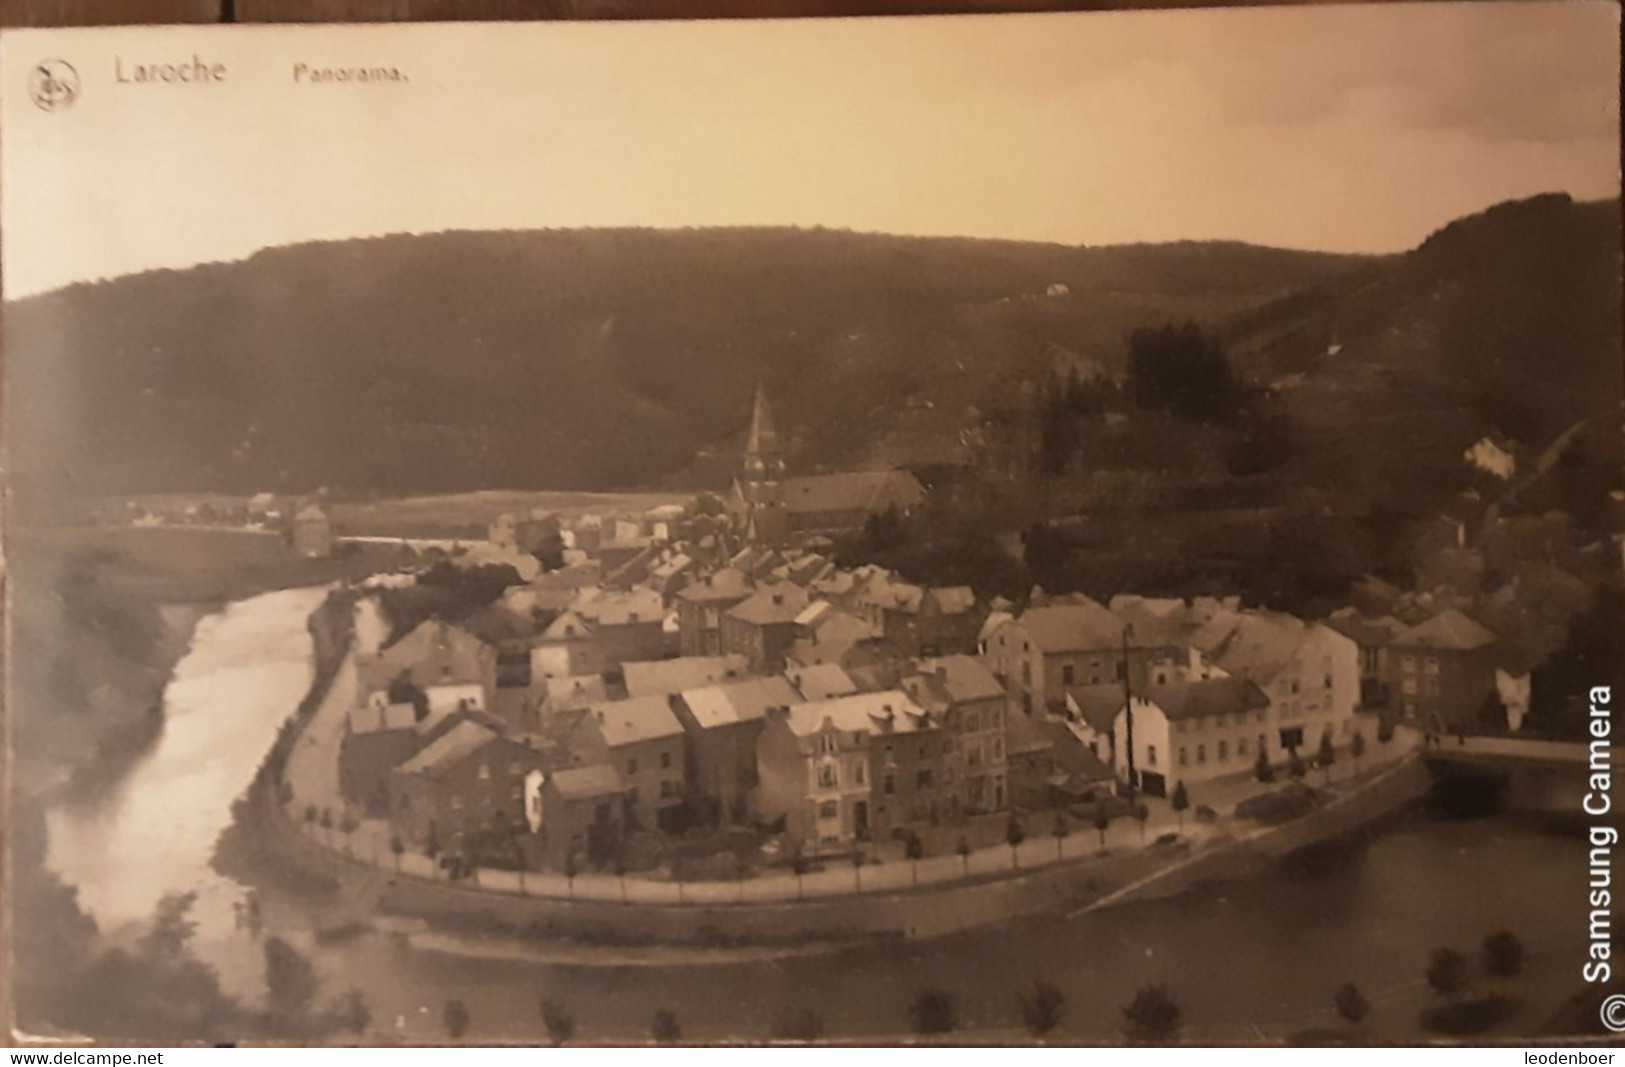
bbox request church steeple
[743,381,785,483]
[740,381,788,546]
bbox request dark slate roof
[1142,677,1270,723]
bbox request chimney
[772,593,784,606]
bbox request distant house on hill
[1464,434,1518,481]
[291,504,334,558]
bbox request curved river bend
[46,589,1591,1041]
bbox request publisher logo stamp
[30,60,79,111]
[1603,993,1625,1033]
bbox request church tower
[741,382,789,545]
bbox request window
[1115,661,1127,681]
[855,761,867,785]
[1197,744,1206,764]
[1022,663,1032,685]
[1324,673,1334,690]
[627,758,639,775]
[818,800,839,819]
[1257,733,1266,754]
[1146,744,1158,766]
[1291,679,1301,695]
[1424,677,1440,696]
[1424,656,1440,674]
[967,742,983,767]
[1179,747,1189,766]
[917,769,934,789]
[818,763,838,788]
[992,709,1004,730]
[1238,737,1249,756]
[1218,740,1228,760]
[1256,710,1265,723]
[1062,664,1076,685]
[478,763,491,780]
[660,780,676,798]
[660,751,672,770]
[1156,671,1167,685]
[628,787,640,804]
[819,734,836,754]
[1402,654,1416,672]
[508,761,521,776]
[883,774,896,795]
[1402,678,1417,696]
[991,738,1003,761]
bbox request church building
[728,384,926,547]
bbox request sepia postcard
[3,4,1623,1049]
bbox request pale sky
[2,2,1619,298]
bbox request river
[45,589,1593,1042]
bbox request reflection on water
[46,585,331,999]
[44,587,1589,1041]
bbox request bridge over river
[1420,734,1619,815]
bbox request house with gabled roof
[984,601,1133,715]
[359,618,496,707]
[786,601,893,671]
[1110,678,1272,796]
[1387,608,1502,732]
[387,720,552,851]
[671,674,804,825]
[1199,611,1361,760]
[902,655,1010,813]
[853,575,982,658]
[538,763,630,870]
[534,608,607,678]
[757,689,951,851]
[623,655,748,699]
[674,567,754,656]
[568,695,687,831]
[722,581,810,673]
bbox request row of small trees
[426,931,1528,1044]
[1253,727,1379,786]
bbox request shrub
[1481,930,1526,978]
[1122,983,1181,1041]
[1334,982,1370,1025]
[1194,804,1218,823]
[442,999,470,1040]
[1426,948,1470,996]
[540,999,576,1046]
[908,987,958,1035]
[650,1008,682,1043]
[1018,978,1065,1037]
